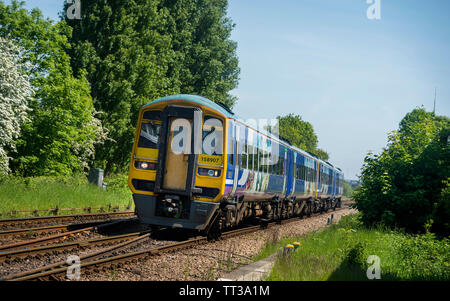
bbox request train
[128,94,344,236]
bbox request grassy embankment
[0,174,133,219]
[255,213,449,281]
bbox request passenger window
[241,144,248,169]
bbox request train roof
[143,94,236,119]
[144,94,343,174]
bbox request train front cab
[128,98,227,231]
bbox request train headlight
[135,161,156,170]
[198,168,221,177]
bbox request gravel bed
[0,235,177,279]
[0,218,145,247]
[0,221,156,279]
[81,207,357,281]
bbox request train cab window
[138,111,162,149]
[202,116,223,155]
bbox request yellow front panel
[135,147,158,160]
[128,99,230,202]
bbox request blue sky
[22,0,450,180]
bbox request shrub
[354,108,449,236]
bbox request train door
[163,117,191,190]
[155,105,202,196]
[281,147,287,197]
[315,161,319,198]
[289,152,296,198]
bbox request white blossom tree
[0,37,31,175]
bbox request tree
[0,37,31,175]
[274,114,330,161]
[343,181,353,197]
[353,108,450,236]
[0,1,107,176]
[160,0,239,107]
[16,67,108,176]
[65,0,240,173]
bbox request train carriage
[128,94,344,235]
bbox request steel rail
[0,229,149,262]
[0,219,131,253]
[0,211,135,230]
[4,232,152,281]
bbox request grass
[256,213,450,281]
[0,173,133,219]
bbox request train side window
[260,148,265,172]
[246,145,250,170]
[258,147,263,172]
[278,157,281,175]
[252,145,256,171]
[241,144,247,169]
[272,156,276,175]
[281,156,284,176]
[268,152,272,174]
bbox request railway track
[0,218,132,253]
[0,228,151,263]
[3,205,352,281]
[0,211,136,231]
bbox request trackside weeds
[261,213,449,281]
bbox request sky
[21,0,450,180]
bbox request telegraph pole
[433,87,437,114]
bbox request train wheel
[205,211,223,240]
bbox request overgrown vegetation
[258,214,449,281]
[0,173,132,218]
[353,108,450,237]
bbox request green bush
[353,108,450,236]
